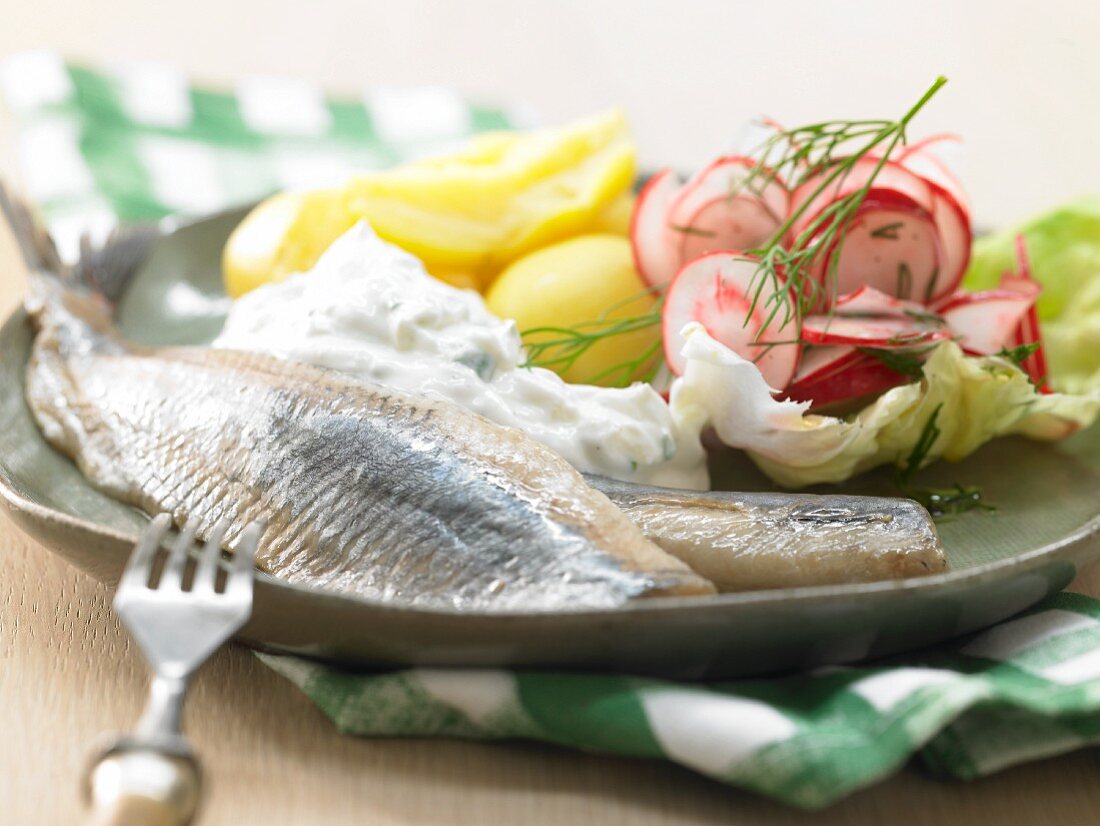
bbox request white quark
[214,222,708,489]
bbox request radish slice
[901,150,971,218]
[897,133,963,163]
[790,157,937,235]
[887,140,972,299]
[812,193,943,302]
[802,314,950,347]
[789,160,943,304]
[834,285,932,318]
[927,192,971,301]
[1008,234,1050,390]
[896,134,970,213]
[784,352,912,408]
[789,345,857,385]
[662,252,801,388]
[667,156,788,263]
[939,291,1037,355]
[630,169,683,287]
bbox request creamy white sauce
[214,222,708,489]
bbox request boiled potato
[487,234,659,386]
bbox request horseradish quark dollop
[214,222,708,489]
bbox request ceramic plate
[2,206,1099,678]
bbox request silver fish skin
[588,476,946,591]
[24,277,715,611]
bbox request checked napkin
[4,51,1100,809]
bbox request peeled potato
[487,234,659,386]
[222,189,356,298]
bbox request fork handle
[86,794,180,826]
[86,748,200,826]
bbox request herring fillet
[590,476,946,592]
[24,279,714,610]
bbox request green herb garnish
[892,403,993,517]
[870,221,903,239]
[896,262,913,300]
[520,289,664,388]
[859,346,934,379]
[669,223,718,238]
[995,342,1040,369]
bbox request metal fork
[84,514,261,826]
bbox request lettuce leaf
[965,197,1100,394]
[670,324,1100,488]
[965,196,1100,320]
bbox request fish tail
[0,181,128,344]
[0,181,66,278]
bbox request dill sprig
[859,345,937,379]
[740,76,949,335]
[893,403,993,518]
[520,289,664,387]
[995,342,1040,369]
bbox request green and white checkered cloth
[258,592,1100,808]
[5,52,1100,809]
[0,49,531,261]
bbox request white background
[2,1,1098,225]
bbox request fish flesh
[24,276,715,610]
[589,476,946,591]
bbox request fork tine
[117,513,173,592]
[159,518,200,591]
[227,522,262,596]
[192,518,230,592]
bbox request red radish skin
[1009,234,1051,391]
[662,252,801,388]
[630,169,683,287]
[785,353,912,408]
[927,192,971,300]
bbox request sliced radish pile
[667,156,788,264]
[801,314,949,348]
[625,133,1043,410]
[631,169,684,287]
[662,252,801,388]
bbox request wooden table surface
[3,2,1100,821]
